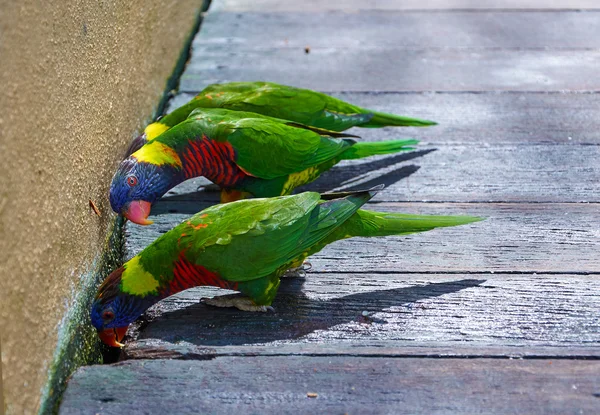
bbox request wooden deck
[60,1,600,413]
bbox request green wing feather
[138,192,316,284]
[212,82,375,131]
[176,191,364,282]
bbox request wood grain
[124,340,600,360]
[181,49,600,92]
[59,357,600,415]
[197,11,600,50]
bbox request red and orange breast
[180,136,248,187]
[165,252,238,294]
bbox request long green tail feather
[346,209,483,238]
[305,208,482,259]
[340,139,419,160]
[362,111,437,128]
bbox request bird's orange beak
[123,200,153,225]
[98,326,129,348]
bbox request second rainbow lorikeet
[110,108,419,225]
[126,81,436,154]
[92,186,481,347]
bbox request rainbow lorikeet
[110,108,419,225]
[92,187,481,347]
[127,81,436,154]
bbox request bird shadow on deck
[151,149,435,215]
[130,278,484,351]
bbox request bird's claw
[282,261,312,278]
[201,294,275,312]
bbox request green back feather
[155,81,436,133]
[179,190,373,282]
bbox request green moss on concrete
[37,3,210,413]
[39,217,125,415]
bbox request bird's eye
[102,310,115,321]
[127,176,138,187]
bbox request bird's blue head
[109,155,181,225]
[91,266,156,347]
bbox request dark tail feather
[319,184,384,201]
[124,133,147,158]
[285,122,361,138]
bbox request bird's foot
[201,294,275,312]
[282,261,312,278]
[196,183,221,192]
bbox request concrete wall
[0,1,204,413]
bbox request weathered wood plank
[181,49,600,92]
[168,92,600,144]
[125,340,600,360]
[211,0,600,12]
[59,358,600,415]
[347,145,599,203]
[326,144,599,203]
[121,274,600,350]
[197,11,600,50]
